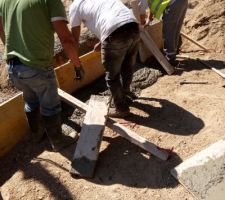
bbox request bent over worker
[139,0,188,66]
[69,0,140,118]
[0,0,83,151]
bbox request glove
[74,65,85,80]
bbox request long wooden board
[70,95,108,177]
[58,88,169,161]
[171,140,225,200]
[55,51,104,93]
[0,93,29,156]
[139,21,163,63]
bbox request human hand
[74,65,85,80]
[144,12,154,27]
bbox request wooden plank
[0,52,104,157]
[171,140,225,200]
[58,88,169,161]
[0,93,29,157]
[197,59,225,79]
[130,0,174,75]
[70,95,109,177]
[140,31,174,75]
[177,54,225,79]
[181,32,210,52]
[139,21,163,63]
[55,51,105,94]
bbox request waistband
[109,22,139,38]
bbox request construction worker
[0,0,84,151]
[69,0,140,118]
[139,0,188,66]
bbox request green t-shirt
[0,0,66,69]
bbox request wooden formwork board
[0,93,29,157]
[0,51,104,157]
[139,21,163,63]
[55,51,104,94]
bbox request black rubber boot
[42,113,76,152]
[25,109,45,143]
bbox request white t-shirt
[69,0,137,42]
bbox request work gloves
[74,65,85,80]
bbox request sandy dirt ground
[1,0,225,199]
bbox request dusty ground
[1,0,225,199]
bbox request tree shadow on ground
[125,97,204,135]
[0,134,77,200]
[87,136,181,189]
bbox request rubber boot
[25,109,45,143]
[42,113,76,152]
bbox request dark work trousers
[162,0,188,62]
[101,22,140,110]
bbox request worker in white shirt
[139,0,188,66]
[69,0,140,118]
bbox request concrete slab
[171,140,225,200]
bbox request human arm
[71,25,80,53]
[138,0,153,26]
[144,9,154,26]
[52,20,80,68]
[0,16,5,44]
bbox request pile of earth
[182,0,225,54]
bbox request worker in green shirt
[0,0,84,151]
[139,0,188,66]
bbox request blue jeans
[163,0,188,61]
[7,62,61,116]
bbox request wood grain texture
[0,93,29,156]
[55,51,104,94]
[70,95,108,177]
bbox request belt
[7,57,22,65]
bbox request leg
[174,0,188,49]
[121,33,140,93]
[162,0,188,65]
[101,38,129,114]
[7,63,44,142]
[29,69,75,151]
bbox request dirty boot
[108,101,130,118]
[25,109,45,143]
[42,113,76,152]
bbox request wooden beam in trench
[70,95,109,178]
[58,88,169,161]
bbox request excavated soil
[1,0,225,199]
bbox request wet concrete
[62,65,162,135]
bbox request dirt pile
[182,0,225,53]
